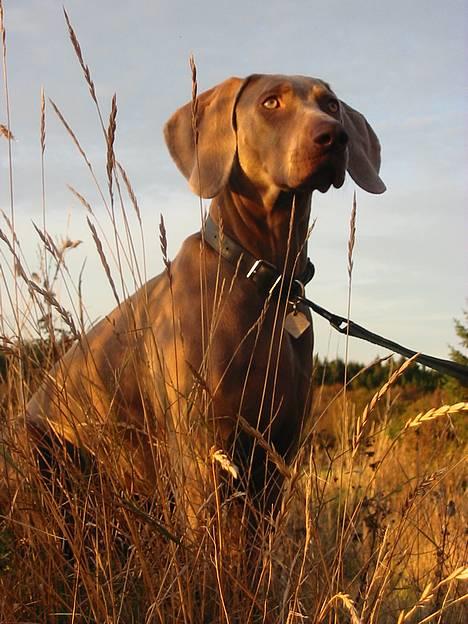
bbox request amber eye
[327,99,339,114]
[262,97,280,110]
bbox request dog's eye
[327,99,339,114]
[262,97,280,110]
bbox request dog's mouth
[293,154,346,193]
[308,164,344,192]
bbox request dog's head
[164,74,386,199]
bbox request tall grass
[0,6,467,623]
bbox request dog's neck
[210,186,312,278]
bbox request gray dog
[25,74,385,528]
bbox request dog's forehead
[243,74,334,98]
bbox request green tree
[449,310,468,367]
[442,310,468,397]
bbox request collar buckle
[246,258,275,278]
[246,259,282,294]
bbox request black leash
[298,296,468,386]
[203,216,468,386]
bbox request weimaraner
[24,74,385,528]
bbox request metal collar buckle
[246,258,282,294]
[246,258,276,279]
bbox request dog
[24,74,385,530]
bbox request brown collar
[203,215,315,299]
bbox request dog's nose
[314,124,349,150]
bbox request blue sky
[1,0,467,363]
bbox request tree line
[312,356,443,391]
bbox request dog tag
[285,310,311,339]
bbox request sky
[0,0,467,364]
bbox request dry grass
[1,375,466,622]
[0,5,467,623]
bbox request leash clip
[292,279,305,299]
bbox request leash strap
[299,296,468,385]
[202,216,468,385]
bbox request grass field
[0,353,466,622]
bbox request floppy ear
[340,101,386,194]
[164,77,245,198]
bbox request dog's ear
[340,101,386,194]
[164,77,245,198]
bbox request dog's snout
[314,124,349,150]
